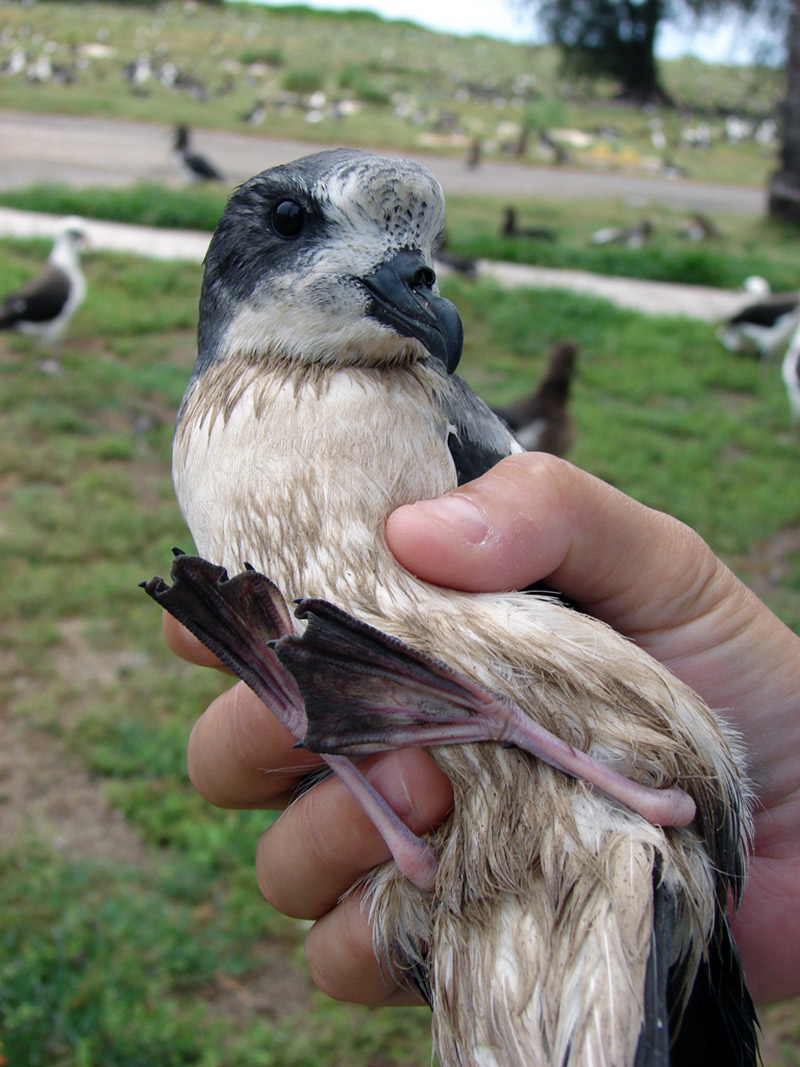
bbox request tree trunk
[769,0,800,223]
[615,0,672,105]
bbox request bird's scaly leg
[276,599,696,829]
[142,553,438,891]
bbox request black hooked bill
[362,250,463,374]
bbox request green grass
[1,235,798,1064]
[0,0,784,186]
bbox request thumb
[384,452,726,644]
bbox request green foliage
[281,68,324,96]
[338,65,392,106]
[238,45,284,68]
[0,184,227,233]
[539,0,665,100]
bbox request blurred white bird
[0,216,88,344]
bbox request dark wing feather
[728,297,797,328]
[438,371,519,484]
[184,151,223,181]
[635,864,675,1067]
[635,858,759,1067]
[668,911,760,1067]
[0,265,70,327]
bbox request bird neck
[173,355,456,603]
[49,237,79,276]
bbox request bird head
[51,216,90,263]
[195,149,463,377]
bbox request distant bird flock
[0,22,779,172]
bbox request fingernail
[411,494,490,545]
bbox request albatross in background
[144,149,758,1067]
[0,216,88,344]
[492,341,578,456]
[172,124,224,183]
[717,290,800,360]
[781,321,800,425]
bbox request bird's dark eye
[271,199,305,238]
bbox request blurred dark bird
[591,219,652,249]
[434,249,478,279]
[145,149,758,1067]
[0,216,88,343]
[538,129,569,164]
[465,137,482,169]
[434,232,478,279]
[492,341,577,456]
[512,123,530,158]
[782,323,800,424]
[660,157,688,180]
[717,293,799,360]
[173,124,223,183]
[680,213,721,241]
[500,206,555,241]
[242,100,267,126]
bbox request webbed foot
[142,554,438,891]
[276,598,696,829]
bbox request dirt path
[0,108,765,214]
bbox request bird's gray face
[197,149,463,376]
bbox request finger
[732,851,800,1005]
[162,611,230,671]
[188,680,323,809]
[305,890,425,1006]
[256,747,452,919]
[385,451,738,646]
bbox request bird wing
[0,264,70,326]
[439,371,522,483]
[727,295,798,328]
[184,150,223,180]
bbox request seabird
[591,219,653,249]
[679,213,721,241]
[172,124,223,183]
[144,149,758,1067]
[433,232,478,280]
[781,322,800,424]
[492,341,577,456]
[717,292,800,360]
[0,216,88,344]
[499,206,555,241]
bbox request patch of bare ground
[0,716,150,865]
[0,609,150,862]
[200,940,315,1022]
[53,616,150,689]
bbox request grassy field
[0,230,799,1064]
[0,2,798,1061]
[0,0,785,187]
[2,180,800,292]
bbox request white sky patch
[239,0,784,64]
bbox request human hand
[167,452,800,1006]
